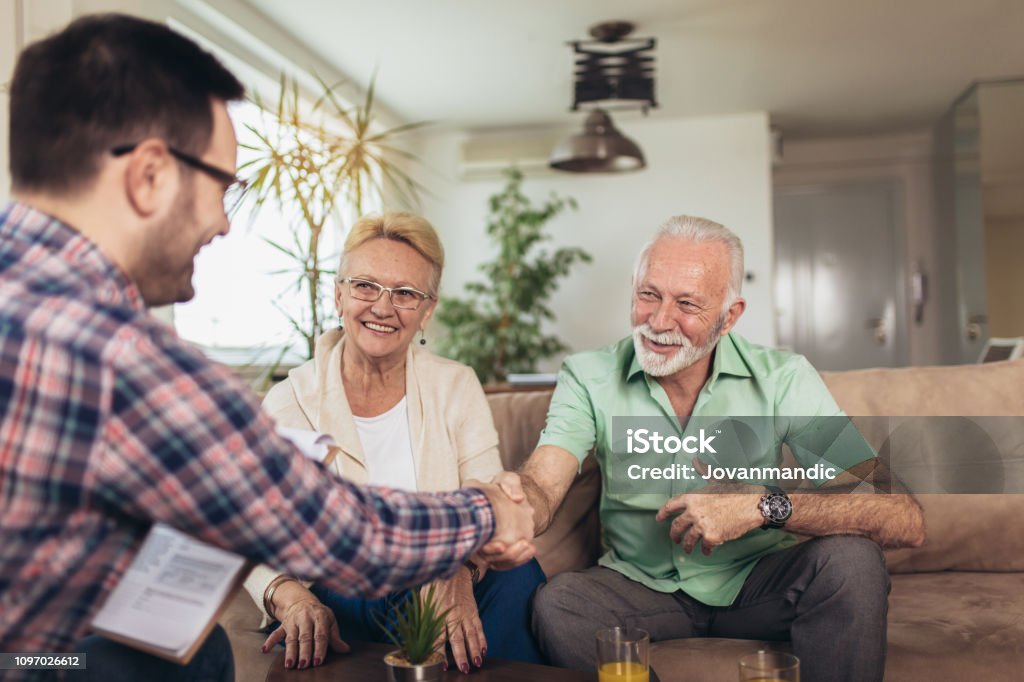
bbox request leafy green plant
[375,585,449,665]
[436,168,591,383]
[238,74,426,358]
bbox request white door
[952,173,989,362]
[774,181,908,370]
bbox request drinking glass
[738,650,800,681]
[595,627,649,682]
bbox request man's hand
[465,480,536,570]
[494,471,526,503]
[490,447,580,537]
[655,459,763,555]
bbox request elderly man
[0,14,533,681]
[493,216,924,682]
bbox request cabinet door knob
[865,318,887,344]
[966,314,987,341]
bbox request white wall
[0,0,15,203]
[2,1,169,206]
[411,112,775,370]
[2,0,78,204]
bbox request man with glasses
[0,14,534,681]
[110,143,249,215]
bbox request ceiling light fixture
[549,21,657,174]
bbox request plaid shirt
[0,201,495,660]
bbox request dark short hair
[8,13,245,194]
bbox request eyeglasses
[111,142,248,214]
[340,277,434,310]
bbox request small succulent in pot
[376,585,450,682]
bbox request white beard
[632,315,725,377]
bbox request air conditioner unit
[459,129,564,180]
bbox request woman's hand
[430,567,485,674]
[261,581,350,670]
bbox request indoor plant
[376,585,449,682]
[436,167,591,384]
[239,74,425,359]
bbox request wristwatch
[758,486,793,529]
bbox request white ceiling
[243,0,1024,137]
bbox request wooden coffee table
[264,641,597,681]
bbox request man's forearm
[520,474,557,535]
[500,445,579,537]
[786,493,925,549]
[330,487,495,596]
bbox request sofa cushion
[486,389,554,471]
[884,571,1024,681]
[884,494,1024,573]
[820,358,1024,417]
[822,361,1024,573]
[486,389,602,577]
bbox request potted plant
[436,167,591,384]
[376,585,449,682]
[239,74,426,360]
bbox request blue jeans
[70,623,233,682]
[308,559,546,663]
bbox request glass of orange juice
[738,650,799,681]
[596,626,650,682]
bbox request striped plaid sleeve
[93,320,495,596]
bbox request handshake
[464,473,535,571]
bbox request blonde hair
[339,211,445,295]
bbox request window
[165,16,382,367]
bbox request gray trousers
[533,536,890,682]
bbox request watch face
[761,492,793,523]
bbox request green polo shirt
[537,332,875,606]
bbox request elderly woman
[244,211,544,673]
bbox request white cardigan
[243,328,503,622]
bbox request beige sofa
[221,359,1024,681]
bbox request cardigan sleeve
[451,366,505,485]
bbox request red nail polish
[442,661,448,671]
[481,647,487,657]
[474,655,482,667]
[299,659,307,669]
[285,658,293,668]
[461,662,470,674]
[260,645,267,653]
[313,657,321,667]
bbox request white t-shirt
[353,396,418,492]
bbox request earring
[419,331,427,345]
